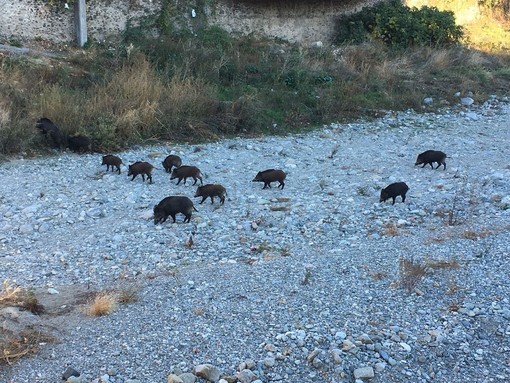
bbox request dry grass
[0,279,21,304]
[116,286,139,304]
[398,257,429,292]
[425,259,460,271]
[85,292,118,317]
[1,329,54,366]
[380,222,399,237]
[0,280,44,314]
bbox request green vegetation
[335,0,463,48]
[0,1,509,155]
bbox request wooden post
[75,0,87,47]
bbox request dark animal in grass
[252,169,287,189]
[194,184,227,205]
[35,117,65,149]
[102,155,122,174]
[128,161,154,183]
[380,182,409,204]
[162,155,182,173]
[415,150,447,170]
[153,196,198,224]
[67,135,91,153]
[170,165,203,185]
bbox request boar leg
[200,196,207,204]
[209,196,215,204]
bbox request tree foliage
[335,0,463,48]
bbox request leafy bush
[335,0,463,48]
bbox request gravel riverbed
[1,98,510,383]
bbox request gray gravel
[1,96,510,383]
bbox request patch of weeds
[251,242,272,254]
[398,257,428,292]
[85,292,118,317]
[0,281,44,315]
[371,271,389,281]
[380,221,399,237]
[425,259,460,271]
[116,285,139,304]
[462,228,493,240]
[0,329,54,366]
[0,280,21,304]
[192,307,205,316]
[301,264,314,285]
[357,186,371,197]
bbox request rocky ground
[1,97,509,383]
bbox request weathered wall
[204,1,377,43]
[0,0,160,45]
[0,0,378,46]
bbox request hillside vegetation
[0,0,509,156]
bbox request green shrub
[335,0,463,49]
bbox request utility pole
[75,0,87,47]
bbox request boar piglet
[252,169,286,189]
[67,135,91,153]
[128,161,154,183]
[194,184,227,205]
[35,117,65,149]
[102,155,122,174]
[415,150,447,170]
[170,165,203,185]
[380,182,409,205]
[162,155,182,173]
[154,196,198,224]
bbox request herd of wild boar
[37,117,449,223]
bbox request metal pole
[75,0,87,47]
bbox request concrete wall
[0,0,377,46]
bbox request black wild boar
[128,161,154,183]
[67,135,91,153]
[252,169,287,189]
[170,165,203,185]
[415,150,447,170]
[35,117,65,149]
[102,155,122,174]
[194,184,227,205]
[154,196,198,224]
[380,182,409,204]
[162,155,182,173]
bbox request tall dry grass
[0,34,509,154]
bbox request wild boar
[194,184,227,205]
[35,117,65,149]
[380,182,409,204]
[162,155,182,173]
[170,165,203,185]
[154,196,198,224]
[415,150,447,170]
[67,135,91,153]
[128,161,154,183]
[102,155,122,174]
[252,169,287,189]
